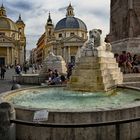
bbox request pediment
[0,35,13,43]
[63,35,86,42]
[0,35,15,47]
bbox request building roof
[0,16,18,31]
[55,17,87,31]
[55,3,87,31]
[0,4,18,31]
[16,14,25,25]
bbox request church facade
[36,4,87,65]
[0,4,26,66]
[109,0,140,54]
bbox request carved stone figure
[39,51,67,75]
[76,29,112,60]
[89,29,102,48]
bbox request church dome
[0,17,18,31]
[55,17,87,31]
[55,3,87,31]
[0,4,18,31]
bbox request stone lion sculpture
[76,29,112,60]
[89,29,102,48]
[90,29,112,52]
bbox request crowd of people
[46,69,66,85]
[114,51,140,73]
[1,51,140,81]
[45,63,74,85]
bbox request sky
[2,0,110,50]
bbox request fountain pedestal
[67,29,123,92]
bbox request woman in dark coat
[0,65,6,79]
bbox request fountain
[1,29,140,140]
[13,52,67,84]
[67,29,123,92]
[39,51,67,76]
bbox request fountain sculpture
[39,51,67,75]
[1,29,140,140]
[68,29,123,92]
[14,52,67,84]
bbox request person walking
[15,64,21,74]
[0,65,6,79]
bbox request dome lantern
[0,4,7,17]
[66,3,74,17]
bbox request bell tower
[16,14,26,62]
[45,12,54,39]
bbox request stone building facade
[0,4,26,66]
[109,0,140,54]
[35,4,87,65]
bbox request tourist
[23,62,28,74]
[126,52,133,73]
[119,51,127,73]
[132,54,140,73]
[60,75,67,84]
[132,54,139,66]
[54,69,59,77]
[0,65,6,79]
[15,64,21,74]
[114,53,119,63]
[67,63,73,79]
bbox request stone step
[72,68,121,77]
[76,63,119,70]
[123,82,140,88]
[78,57,117,64]
[123,74,140,82]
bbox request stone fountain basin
[1,86,140,140]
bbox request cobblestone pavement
[0,68,35,94]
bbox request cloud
[58,6,67,12]
[3,0,110,50]
[10,1,33,11]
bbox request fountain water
[1,29,140,140]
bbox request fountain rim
[1,85,140,113]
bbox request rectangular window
[59,33,62,38]
[0,32,5,35]
[70,32,75,36]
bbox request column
[63,47,66,60]
[78,46,81,56]
[11,48,13,65]
[7,47,9,65]
[68,46,71,63]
